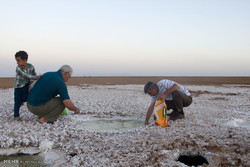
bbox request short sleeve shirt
[151,79,191,102]
[27,70,70,106]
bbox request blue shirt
[27,70,70,106]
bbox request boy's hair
[144,81,157,94]
[15,51,28,60]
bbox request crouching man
[144,79,192,125]
[27,65,80,123]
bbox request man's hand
[74,108,80,114]
[63,99,80,114]
[145,102,155,126]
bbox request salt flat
[0,84,249,166]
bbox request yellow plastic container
[153,99,169,127]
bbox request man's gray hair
[59,65,73,76]
[144,81,157,94]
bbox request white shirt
[151,79,191,102]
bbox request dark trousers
[14,83,29,117]
[27,97,65,122]
[165,90,192,113]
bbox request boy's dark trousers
[14,83,29,117]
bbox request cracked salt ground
[0,84,249,166]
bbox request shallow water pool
[235,120,250,129]
[78,118,144,130]
[229,118,250,129]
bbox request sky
[0,0,249,77]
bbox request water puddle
[235,120,250,129]
[76,117,144,130]
[0,154,52,167]
[229,119,250,129]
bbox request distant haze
[0,0,249,77]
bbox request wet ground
[0,84,249,166]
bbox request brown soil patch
[209,97,228,101]
[189,90,240,97]
[1,76,250,89]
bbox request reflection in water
[237,120,250,129]
[231,119,250,129]
[80,119,144,130]
[0,154,51,167]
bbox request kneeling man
[27,65,80,123]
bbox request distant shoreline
[1,76,250,89]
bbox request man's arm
[145,102,155,125]
[63,99,80,114]
[157,83,180,100]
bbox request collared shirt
[27,70,70,106]
[14,63,37,88]
[151,79,191,102]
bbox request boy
[14,51,40,120]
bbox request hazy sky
[0,0,249,77]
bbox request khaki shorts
[27,97,65,122]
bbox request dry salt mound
[0,84,249,166]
